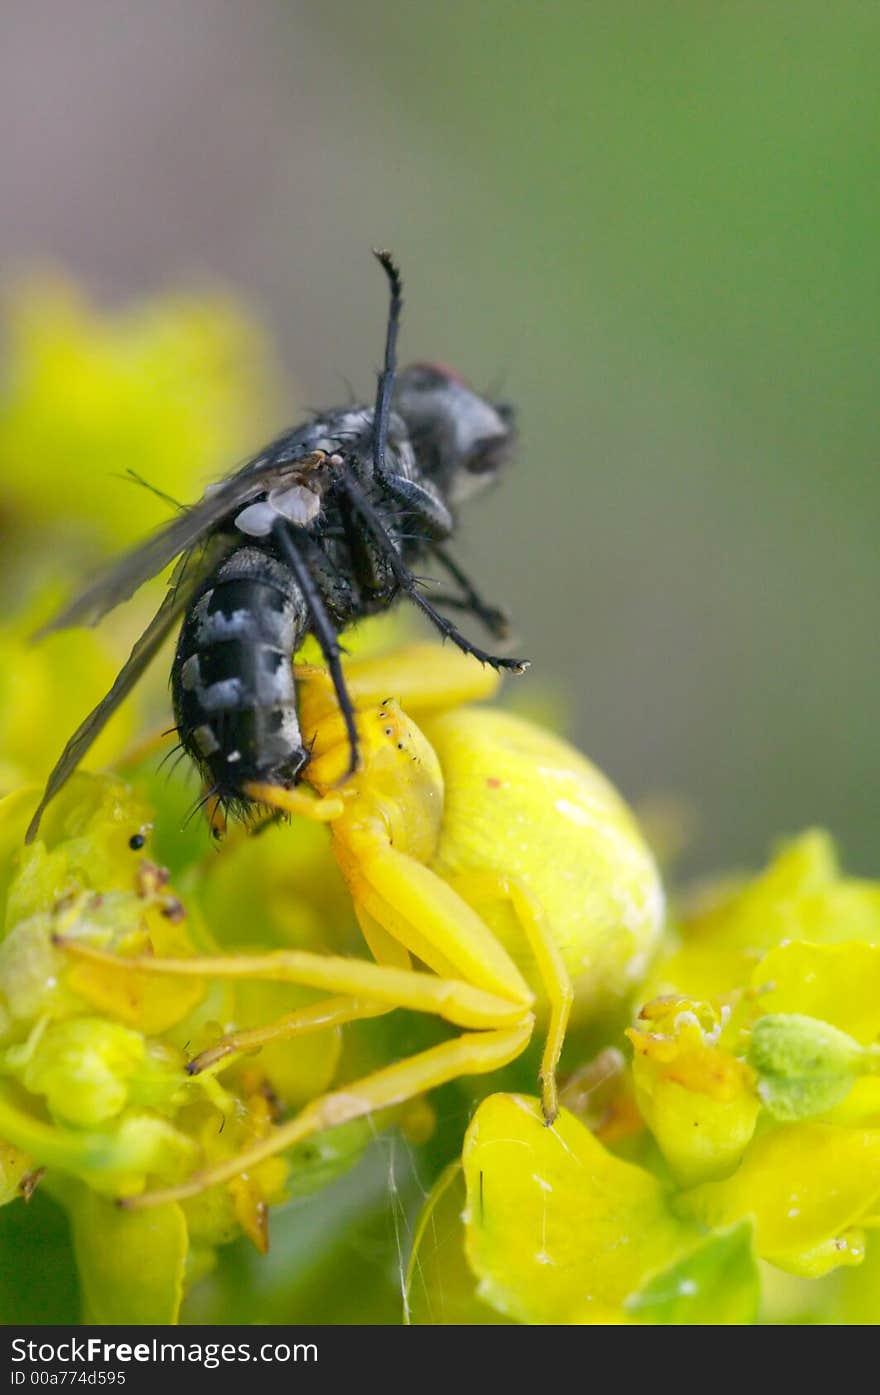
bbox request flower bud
[748,1014,867,1121]
[8,1017,144,1126]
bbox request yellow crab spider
[63,643,664,1210]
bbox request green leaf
[405,1162,513,1325]
[64,1182,187,1324]
[626,1221,759,1324]
[0,1189,79,1323]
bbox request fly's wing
[38,431,328,635]
[25,534,234,844]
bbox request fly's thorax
[308,701,445,863]
[392,364,515,506]
[233,408,416,535]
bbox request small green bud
[748,1013,868,1120]
[8,1017,145,1127]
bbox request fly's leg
[378,473,453,540]
[336,471,529,674]
[370,249,403,480]
[293,644,501,741]
[272,521,360,779]
[430,545,512,639]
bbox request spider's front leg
[60,823,537,1210]
[447,872,574,1124]
[123,1021,533,1209]
[57,843,537,1212]
[57,936,532,1065]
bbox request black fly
[25,252,528,843]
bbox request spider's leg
[187,996,389,1076]
[126,1024,533,1209]
[447,872,573,1124]
[59,939,527,1035]
[123,1027,532,1209]
[272,521,360,780]
[189,906,413,1077]
[337,472,529,673]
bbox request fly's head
[392,363,516,506]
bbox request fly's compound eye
[465,431,514,477]
[403,362,468,392]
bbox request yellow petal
[683,1122,880,1275]
[462,1093,694,1323]
[753,942,880,1044]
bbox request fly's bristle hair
[116,469,185,514]
[156,741,185,774]
[172,732,295,841]
[209,793,290,839]
[181,785,221,829]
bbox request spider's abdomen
[172,545,310,799]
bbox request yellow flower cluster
[0,270,280,553]
[0,758,390,1320]
[2,271,878,1327]
[0,271,283,794]
[409,832,880,1324]
[0,274,375,1320]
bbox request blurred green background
[3,1,879,877]
[1,0,879,1327]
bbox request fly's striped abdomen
[172,545,310,799]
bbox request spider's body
[60,645,666,1212]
